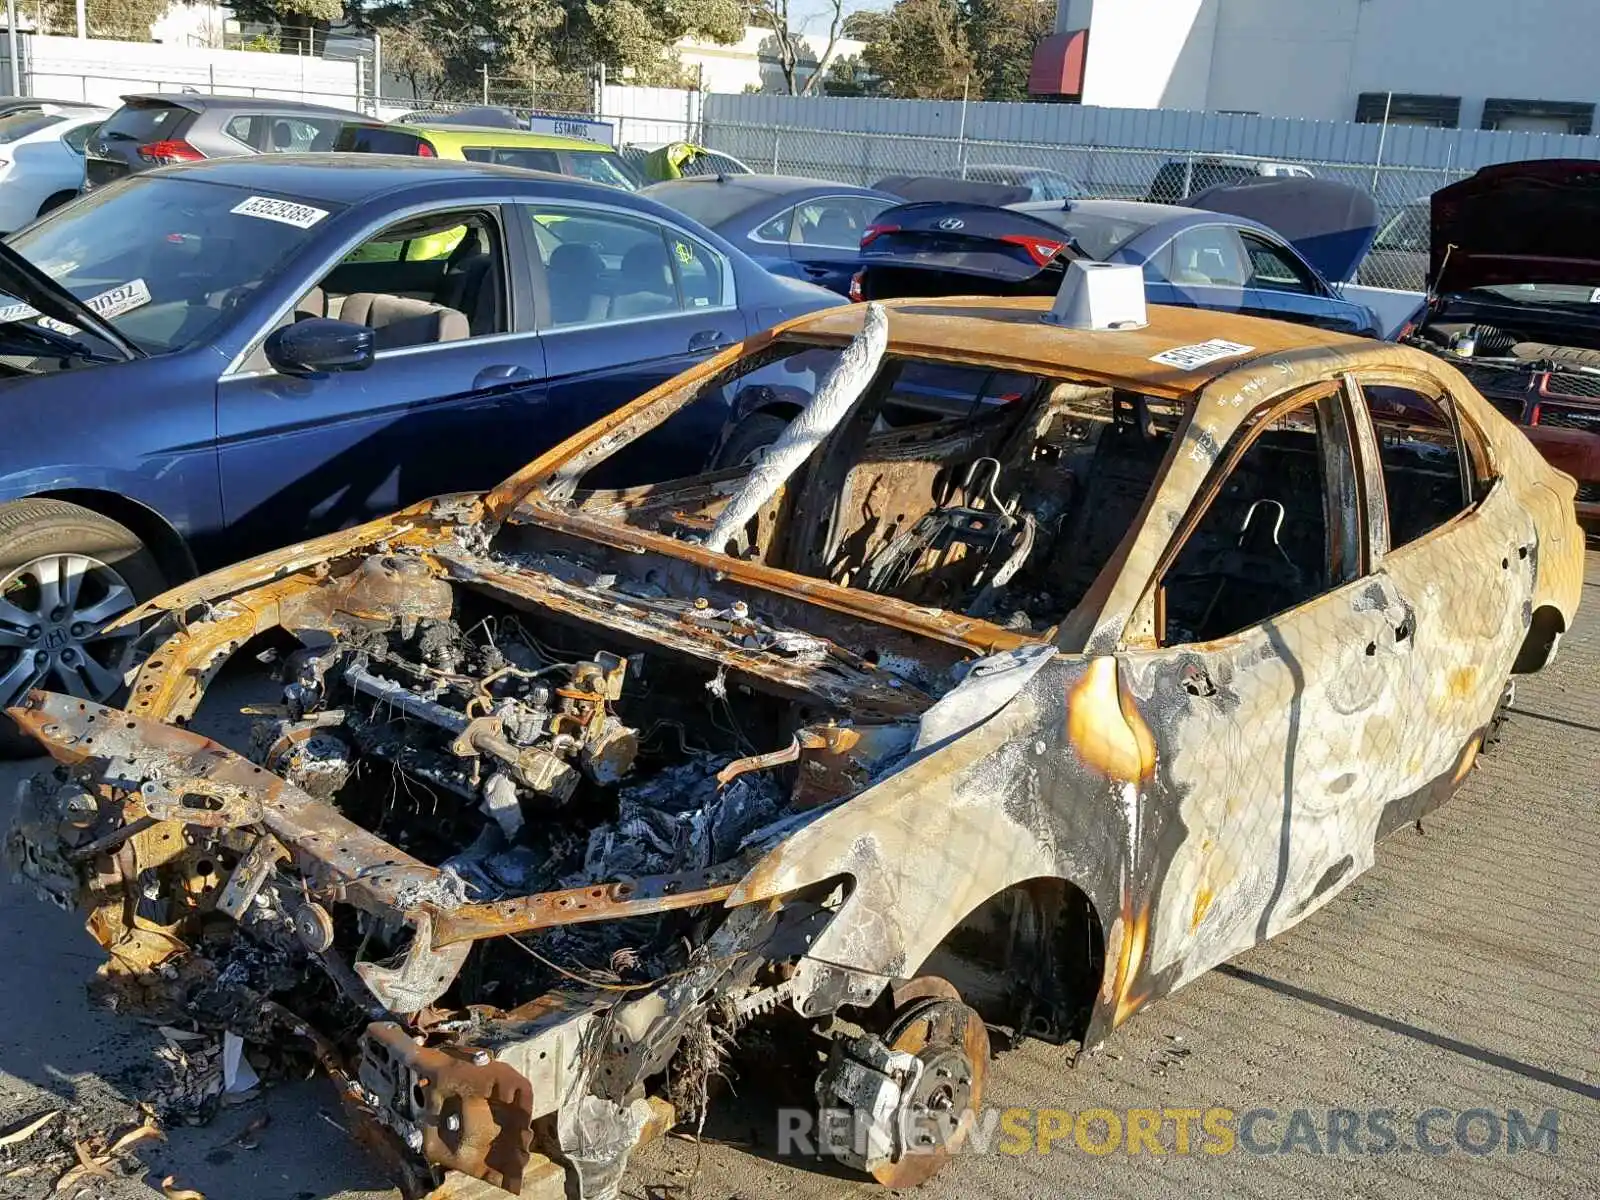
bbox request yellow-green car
[337,121,637,190]
[336,122,641,260]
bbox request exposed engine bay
[7,533,1020,1198]
[1408,317,1600,414]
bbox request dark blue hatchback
[644,175,902,297]
[0,155,841,724]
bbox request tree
[841,8,889,41]
[375,22,445,99]
[822,53,880,98]
[961,0,1054,101]
[862,0,974,100]
[749,0,845,96]
[39,0,168,39]
[366,0,743,104]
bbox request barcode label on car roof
[231,195,330,229]
[1150,339,1255,370]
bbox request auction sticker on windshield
[231,195,330,229]
[35,279,153,335]
[1151,339,1255,370]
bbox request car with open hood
[0,156,839,747]
[1402,159,1600,527]
[5,277,1580,1198]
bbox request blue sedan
[856,185,1382,337]
[644,174,902,297]
[0,155,840,724]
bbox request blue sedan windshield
[4,176,342,354]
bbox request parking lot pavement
[2,556,1597,1200]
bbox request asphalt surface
[2,555,1597,1199]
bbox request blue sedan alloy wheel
[0,498,166,754]
[0,552,138,707]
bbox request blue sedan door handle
[474,363,536,388]
[687,329,732,354]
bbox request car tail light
[417,139,436,157]
[999,233,1066,267]
[137,139,204,164]
[848,269,865,302]
[860,223,898,250]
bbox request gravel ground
[1,555,1596,1200]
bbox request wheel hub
[870,994,991,1188]
[0,553,137,708]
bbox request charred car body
[6,291,1583,1198]
[1404,159,1600,527]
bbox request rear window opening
[334,126,435,156]
[0,111,66,142]
[95,102,191,144]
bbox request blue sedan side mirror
[266,318,375,378]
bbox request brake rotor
[870,994,990,1188]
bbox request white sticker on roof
[1150,339,1255,370]
[231,195,330,229]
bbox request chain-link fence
[702,122,1463,292]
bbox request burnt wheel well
[913,877,1106,1048]
[35,489,197,589]
[1512,604,1566,674]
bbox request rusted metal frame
[428,860,755,949]
[484,326,797,519]
[1127,383,1343,648]
[497,505,1036,658]
[1343,366,1509,556]
[1060,392,1202,655]
[14,693,778,961]
[364,1022,537,1194]
[1343,363,1502,473]
[107,499,462,633]
[487,300,1199,522]
[1338,373,1390,566]
[434,552,930,717]
[122,572,312,723]
[1316,390,1366,589]
[11,692,445,919]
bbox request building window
[1355,93,1461,128]
[1481,99,1594,136]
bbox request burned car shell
[7,298,1583,1198]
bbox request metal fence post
[771,128,781,174]
[6,0,19,97]
[957,75,970,179]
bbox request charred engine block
[254,559,640,842]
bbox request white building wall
[1067,0,1600,124]
[675,26,866,95]
[4,34,360,110]
[1346,0,1598,126]
[1203,0,1360,117]
[1077,0,1218,110]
